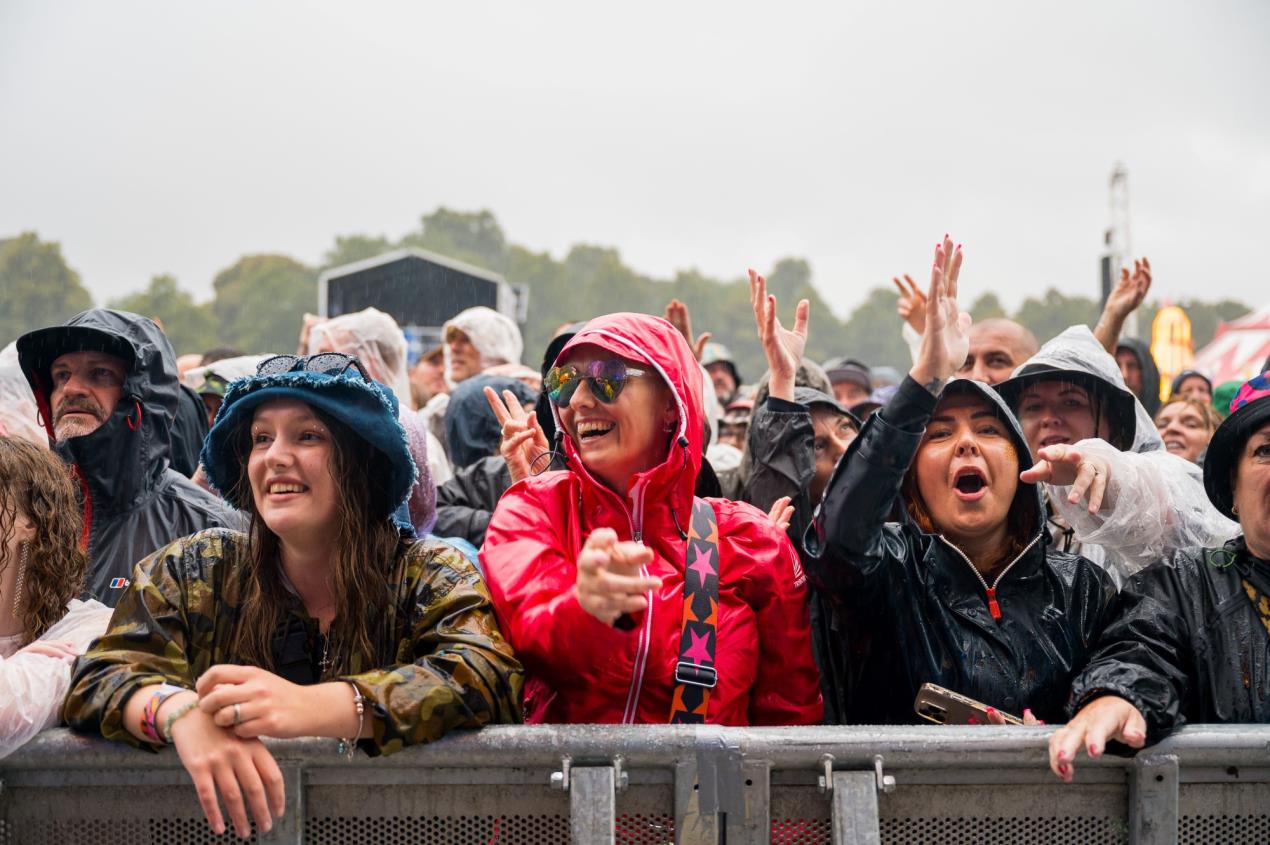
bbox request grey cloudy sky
[2,0,1268,319]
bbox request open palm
[749,269,809,390]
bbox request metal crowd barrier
[2,724,1269,844]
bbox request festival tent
[1194,303,1270,384]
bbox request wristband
[162,700,199,744]
[140,684,188,743]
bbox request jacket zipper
[620,477,653,724]
[939,532,1042,622]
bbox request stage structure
[318,248,529,364]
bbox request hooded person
[1113,336,1162,416]
[1170,368,1213,403]
[443,374,537,471]
[700,342,743,405]
[995,325,1238,587]
[805,238,1119,725]
[0,344,45,448]
[480,312,823,725]
[16,309,239,606]
[307,307,442,535]
[64,352,523,839]
[1049,372,1270,782]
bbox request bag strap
[670,497,721,724]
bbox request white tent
[1195,303,1270,384]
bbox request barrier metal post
[830,772,880,845]
[570,766,617,845]
[259,761,304,844]
[1130,753,1178,845]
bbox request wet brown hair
[0,437,87,645]
[227,404,403,674]
[1155,395,1222,436]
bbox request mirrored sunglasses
[545,359,649,407]
[256,352,371,383]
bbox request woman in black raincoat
[804,236,1118,724]
[1050,372,1270,781]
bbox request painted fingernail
[1024,708,1033,718]
[968,716,979,724]
[1088,744,1098,755]
[987,707,996,715]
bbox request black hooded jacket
[1115,337,1161,417]
[1069,538,1270,742]
[804,376,1118,724]
[18,309,239,606]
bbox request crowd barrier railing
[3,724,1269,844]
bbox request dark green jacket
[64,528,523,755]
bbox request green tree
[109,274,216,355]
[400,208,508,272]
[209,255,316,354]
[0,232,94,347]
[321,234,395,270]
[969,292,1007,322]
[1013,289,1101,348]
[837,287,912,371]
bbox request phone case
[913,682,1023,725]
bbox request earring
[1232,504,1240,516]
[11,540,28,617]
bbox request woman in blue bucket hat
[65,352,522,839]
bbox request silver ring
[233,703,242,726]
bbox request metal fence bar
[1131,752,1179,845]
[259,760,303,845]
[571,766,616,845]
[830,771,879,845]
[727,759,770,845]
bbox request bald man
[956,318,1039,385]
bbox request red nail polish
[986,707,996,715]
[967,716,979,724]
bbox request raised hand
[909,235,971,394]
[1107,258,1152,321]
[1049,695,1147,782]
[485,386,550,483]
[1019,444,1112,514]
[574,528,662,625]
[749,268,809,402]
[767,496,795,533]
[893,274,927,335]
[664,299,712,362]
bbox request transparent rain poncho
[181,354,269,397]
[441,306,524,379]
[1010,326,1239,585]
[0,344,45,447]
[308,308,415,411]
[0,599,113,759]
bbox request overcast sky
[2,1,1267,320]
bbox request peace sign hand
[484,386,550,483]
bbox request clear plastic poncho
[308,308,415,411]
[0,344,45,447]
[0,598,113,759]
[442,306,524,380]
[182,355,269,396]
[1014,326,1240,585]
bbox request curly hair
[227,405,404,674]
[0,437,87,645]
[1155,395,1222,435]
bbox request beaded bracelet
[162,700,200,743]
[337,682,365,761]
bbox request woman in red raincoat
[481,313,822,725]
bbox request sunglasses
[545,360,649,407]
[256,353,371,382]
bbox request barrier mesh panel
[1179,814,1270,843]
[614,813,675,844]
[305,814,568,844]
[879,815,1127,844]
[771,818,833,844]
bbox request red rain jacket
[481,313,823,725]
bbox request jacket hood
[202,369,417,523]
[307,307,413,411]
[17,309,180,511]
[553,313,702,519]
[445,373,537,469]
[443,306,523,374]
[995,324,1162,454]
[1116,336,1162,416]
[904,378,1045,546]
[534,323,585,441]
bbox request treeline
[0,209,1251,380]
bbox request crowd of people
[1,233,1268,838]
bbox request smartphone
[914,682,1023,726]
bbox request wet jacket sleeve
[1066,562,1193,742]
[0,600,114,759]
[803,376,935,603]
[744,397,816,542]
[63,540,202,750]
[731,510,824,725]
[343,545,523,756]
[481,481,643,688]
[433,456,513,547]
[1048,439,1240,580]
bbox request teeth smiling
[577,421,615,439]
[269,483,306,494]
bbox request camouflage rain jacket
[64,528,523,755]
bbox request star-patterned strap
[670,497,720,725]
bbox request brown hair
[0,437,87,645]
[227,405,403,674]
[1155,395,1222,435]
